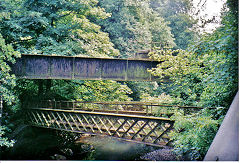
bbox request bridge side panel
[127,60,152,81]
[26,108,174,147]
[74,58,102,80]
[101,59,127,80]
[50,56,73,79]
[23,55,50,79]
[12,55,160,81]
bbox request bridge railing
[24,100,216,146]
[25,107,175,147]
[26,100,208,117]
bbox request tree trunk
[38,80,44,97]
[46,80,52,95]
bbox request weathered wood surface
[26,108,174,147]
[11,54,160,81]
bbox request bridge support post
[204,92,239,161]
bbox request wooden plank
[97,116,112,135]
[56,112,68,130]
[89,115,103,134]
[111,119,128,136]
[75,114,88,132]
[82,114,95,133]
[50,112,62,128]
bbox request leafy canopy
[1,0,119,57]
[98,0,175,58]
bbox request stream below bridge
[1,126,179,161]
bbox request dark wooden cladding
[11,54,160,81]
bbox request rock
[61,148,73,156]
[52,154,67,160]
[140,148,179,161]
[81,144,93,152]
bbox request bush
[0,126,15,147]
[169,109,221,160]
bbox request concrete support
[204,92,239,161]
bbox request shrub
[169,109,220,160]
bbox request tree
[1,0,119,57]
[0,34,19,149]
[0,34,20,105]
[149,0,238,108]
[1,0,134,104]
[97,0,175,101]
[98,0,175,58]
[151,0,198,49]
[149,0,238,159]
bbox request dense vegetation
[149,0,238,159]
[0,0,238,161]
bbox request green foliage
[149,49,203,106]
[170,109,220,160]
[140,92,174,104]
[0,16,20,152]
[149,0,238,160]
[149,4,238,107]
[1,0,119,57]
[98,0,175,58]
[15,80,133,103]
[167,14,197,49]
[125,81,161,101]
[0,34,20,105]
[151,0,198,49]
[0,126,15,147]
[1,0,134,104]
[72,80,133,102]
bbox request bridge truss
[25,101,177,147]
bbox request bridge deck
[11,54,160,81]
